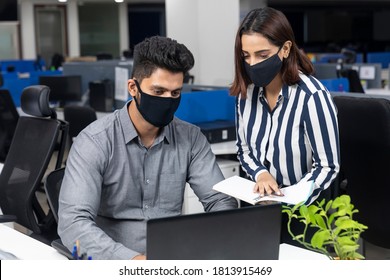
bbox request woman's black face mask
[244,48,283,87]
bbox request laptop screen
[147,203,282,260]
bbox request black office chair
[63,105,97,144]
[44,167,65,223]
[44,167,73,259]
[339,69,365,93]
[0,85,69,244]
[184,72,195,84]
[341,48,357,64]
[0,89,19,162]
[334,96,390,251]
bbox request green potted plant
[282,194,368,260]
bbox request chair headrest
[21,85,54,118]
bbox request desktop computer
[89,79,114,112]
[195,120,236,144]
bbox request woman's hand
[254,172,283,197]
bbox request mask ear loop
[132,79,143,106]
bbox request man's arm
[57,132,140,260]
[187,127,238,212]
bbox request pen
[73,240,93,260]
[72,245,78,260]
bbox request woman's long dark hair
[230,7,314,98]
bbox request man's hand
[132,254,146,260]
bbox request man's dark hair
[131,36,194,81]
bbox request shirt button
[146,179,150,184]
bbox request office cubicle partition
[62,60,133,95]
[366,52,390,69]
[314,63,382,89]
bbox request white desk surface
[0,224,326,260]
[279,243,328,260]
[365,87,390,96]
[0,224,67,260]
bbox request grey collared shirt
[58,102,238,259]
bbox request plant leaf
[311,230,331,249]
[314,214,327,230]
[339,244,359,254]
[337,236,357,246]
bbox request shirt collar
[282,84,290,99]
[119,101,138,144]
[119,100,173,145]
[255,84,290,100]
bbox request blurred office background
[1,0,390,260]
[1,0,390,86]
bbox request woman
[230,7,340,206]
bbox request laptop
[147,203,282,260]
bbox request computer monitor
[313,63,382,89]
[38,75,82,107]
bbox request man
[58,36,238,260]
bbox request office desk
[364,87,390,96]
[0,224,67,260]
[0,223,326,260]
[279,243,328,260]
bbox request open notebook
[213,175,314,205]
[147,204,282,260]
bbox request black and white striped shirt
[236,73,340,204]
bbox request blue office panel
[175,90,235,124]
[355,53,364,63]
[317,54,344,63]
[1,77,31,107]
[366,52,390,69]
[0,70,62,107]
[320,78,350,92]
[0,59,46,72]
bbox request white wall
[19,0,36,59]
[67,0,80,57]
[118,2,129,55]
[166,0,240,86]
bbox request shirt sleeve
[57,132,140,260]
[301,90,340,202]
[186,127,238,211]
[235,95,268,181]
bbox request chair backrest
[63,105,97,141]
[340,69,365,93]
[334,96,390,248]
[44,167,65,223]
[0,90,19,162]
[43,167,72,258]
[0,85,68,236]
